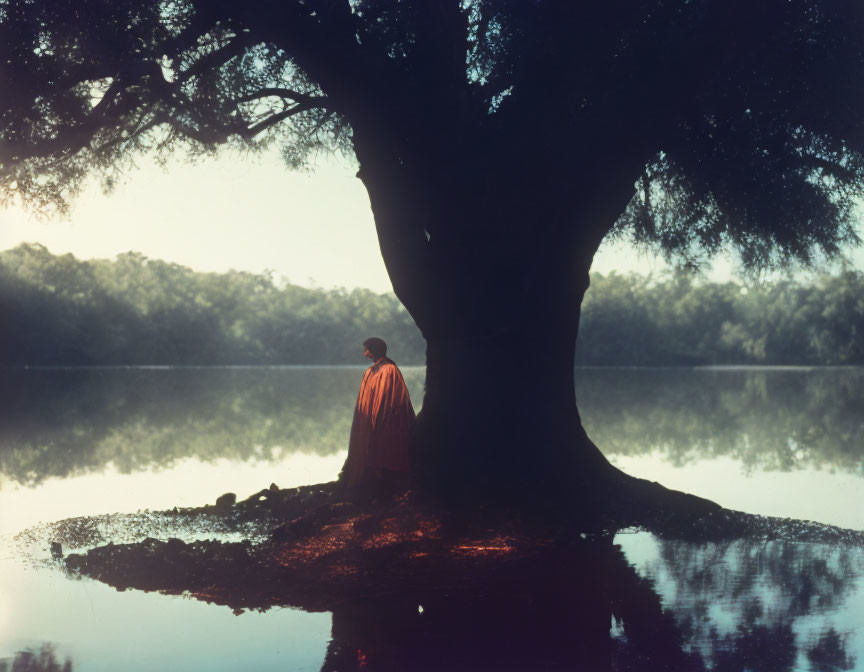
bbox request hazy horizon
[1,149,862,293]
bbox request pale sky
[0,149,861,292]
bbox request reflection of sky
[3,451,861,539]
[611,454,864,530]
[0,453,342,670]
[0,453,345,537]
[0,557,331,671]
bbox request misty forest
[3,243,864,367]
[2,1,864,671]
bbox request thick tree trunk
[408,259,619,518]
[411,319,719,526]
[414,327,587,505]
[408,261,719,526]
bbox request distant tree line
[578,267,864,365]
[1,243,862,366]
[0,243,424,365]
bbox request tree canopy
[4,0,864,515]
[1,0,863,273]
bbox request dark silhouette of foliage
[1,1,860,268]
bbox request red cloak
[342,357,415,489]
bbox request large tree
[2,0,863,521]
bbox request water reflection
[319,541,701,672]
[319,536,863,671]
[60,526,863,672]
[0,367,423,485]
[631,533,863,672]
[578,368,864,475]
[0,367,862,486]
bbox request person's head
[362,337,387,361]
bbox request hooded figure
[341,337,415,494]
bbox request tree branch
[159,7,224,60]
[235,87,328,107]
[1,76,134,163]
[238,105,314,139]
[176,35,253,84]
[228,0,404,121]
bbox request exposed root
[602,469,723,531]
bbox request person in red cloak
[340,337,415,496]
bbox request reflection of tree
[633,535,863,672]
[61,507,861,672]
[0,368,424,485]
[319,544,703,672]
[318,536,861,671]
[578,369,864,474]
[807,629,856,672]
[0,644,72,672]
[1,368,861,485]
[66,533,703,671]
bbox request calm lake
[1,366,862,671]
